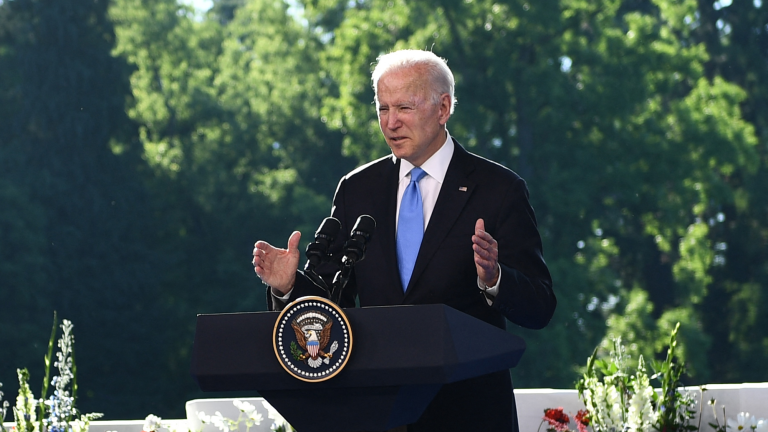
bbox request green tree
[111,0,355,412]
[679,0,768,384]
[311,0,759,387]
[0,0,165,418]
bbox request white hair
[371,49,457,114]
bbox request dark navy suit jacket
[272,139,556,431]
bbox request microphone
[341,215,376,265]
[304,217,342,273]
[304,217,341,292]
[331,215,376,304]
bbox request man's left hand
[473,218,499,287]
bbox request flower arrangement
[1,313,103,432]
[2,314,296,432]
[575,322,697,432]
[538,407,590,432]
[195,399,293,432]
[140,399,294,432]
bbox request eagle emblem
[273,296,352,382]
[290,311,339,368]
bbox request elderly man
[253,49,555,432]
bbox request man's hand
[252,231,301,295]
[472,218,499,287]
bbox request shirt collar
[398,130,454,182]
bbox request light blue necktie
[397,167,427,291]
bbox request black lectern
[191,304,525,432]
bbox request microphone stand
[330,257,354,305]
[330,215,376,305]
[305,266,332,298]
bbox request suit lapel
[405,141,476,294]
[377,157,402,295]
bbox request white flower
[589,381,612,430]
[197,411,211,423]
[728,412,752,431]
[233,400,262,425]
[626,386,654,432]
[261,400,290,431]
[233,400,255,415]
[198,410,230,432]
[626,358,657,432]
[755,419,768,432]
[209,411,231,432]
[71,418,88,432]
[747,416,765,431]
[143,414,163,432]
[606,385,624,427]
[249,411,264,425]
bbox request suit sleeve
[491,177,556,329]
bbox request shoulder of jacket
[344,154,396,180]
[462,149,523,183]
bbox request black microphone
[305,217,342,273]
[341,215,376,265]
[304,217,341,293]
[331,215,376,304]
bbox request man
[252,49,555,432]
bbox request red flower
[574,410,590,432]
[575,410,590,426]
[544,407,571,432]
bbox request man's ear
[438,93,452,125]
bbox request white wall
[515,383,768,431]
[4,383,768,432]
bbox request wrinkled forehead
[375,67,432,106]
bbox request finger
[255,240,274,252]
[253,255,265,272]
[287,230,301,252]
[253,245,266,260]
[472,234,490,250]
[475,218,485,234]
[474,228,496,243]
[474,256,496,279]
[474,240,498,262]
[473,218,497,244]
[473,235,498,253]
[474,250,492,266]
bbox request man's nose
[386,112,400,129]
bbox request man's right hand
[252,231,301,295]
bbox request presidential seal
[273,296,353,382]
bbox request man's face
[376,67,451,167]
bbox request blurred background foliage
[0,0,766,420]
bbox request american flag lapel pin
[459,186,468,192]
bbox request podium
[191,304,525,432]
